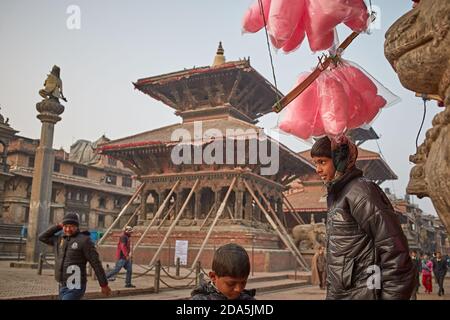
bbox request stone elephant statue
[292,222,326,250]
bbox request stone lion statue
[384,0,450,233]
[292,222,326,250]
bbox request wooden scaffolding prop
[282,194,305,225]
[156,203,175,230]
[132,179,181,255]
[190,177,237,270]
[147,179,200,267]
[123,205,141,230]
[97,182,146,247]
[244,180,310,271]
[199,203,217,230]
[254,184,309,269]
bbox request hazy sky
[0,1,441,215]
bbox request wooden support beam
[282,198,302,225]
[255,185,309,270]
[149,179,200,267]
[132,180,181,254]
[123,205,141,229]
[283,194,306,225]
[244,180,309,270]
[200,203,217,230]
[228,71,243,102]
[191,178,237,269]
[226,205,235,221]
[97,183,146,246]
[156,203,175,230]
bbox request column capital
[36,99,64,124]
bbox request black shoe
[107,278,116,282]
[125,284,136,288]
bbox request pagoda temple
[98,43,315,271]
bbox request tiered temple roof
[100,44,315,181]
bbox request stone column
[26,98,64,263]
[194,190,201,220]
[234,189,244,220]
[213,188,221,218]
[139,190,149,223]
[175,190,182,219]
[277,198,286,227]
[244,192,252,221]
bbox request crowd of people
[410,250,449,298]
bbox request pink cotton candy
[333,67,366,129]
[336,63,387,126]
[243,0,369,52]
[242,0,272,33]
[339,65,377,104]
[304,5,336,52]
[365,95,386,123]
[279,72,321,139]
[306,0,352,34]
[317,73,349,136]
[282,13,307,53]
[344,0,370,32]
[268,0,305,48]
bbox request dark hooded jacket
[39,224,108,287]
[325,168,416,300]
[190,281,256,300]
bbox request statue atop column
[24,65,65,263]
[39,65,67,102]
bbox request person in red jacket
[106,226,135,288]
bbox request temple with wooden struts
[97,43,316,271]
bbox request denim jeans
[106,258,132,286]
[59,283,87,300]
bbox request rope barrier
[160,265,195,280]
[159,277,196,290]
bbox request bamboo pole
[244,180,309,270]
[148,179,200,267]
[255,185,309,270]
[282,198,302,225]
[132,180,181,254]
[97,182,146,246]
[283,194,305,224]
[226,205,235,221]
[156,203,175,231]
[190,177,237,269]
[123,205,141,229]
[200,203,217,230]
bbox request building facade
[1,135,139,231]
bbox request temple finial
[212,41,226,67]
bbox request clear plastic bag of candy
[277,59,400,141]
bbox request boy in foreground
[191,243,255,300]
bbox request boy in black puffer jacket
[39,212,111,300]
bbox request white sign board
[174,240,189,265]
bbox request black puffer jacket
[325,168,416,300]
[39,225,108,287]
[191,281,256,300]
